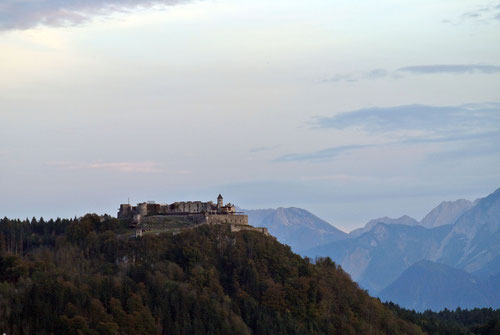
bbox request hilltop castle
[118,195,268,236]
[118,194,237,221]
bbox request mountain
[242,207,348,252]
[349,199,472,238]
[304,188,500,311]
[420,199,473,228]
[378,260,499,312]
[0,215,424,335]
[350,215,418,237]
[431,188,500,274]
[304,223,452,293]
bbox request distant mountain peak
[303,188,500,310]
[420,199,473,228]
[242,207,347,252]
[350,215,417,237]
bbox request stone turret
[137,203,148,216]
[217,194,223,208]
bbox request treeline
[1,214,423,334]
[0,217,69,254]
[385,302,500,335]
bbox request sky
[1,0,500,232]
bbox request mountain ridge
[303,187,500,310]
[420,199,473,228]
[241,206,348,252]
[350,215,418,237]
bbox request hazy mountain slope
[473,254,500,278]
[242,207,348,252]
[239,208,275,225]
[350,215,417,237]
[350,199,471,238]
[304,223,452,293]
[432,188,500,273]
[378,260,498,312]
[305,188,500,302]
[420,199,473,228]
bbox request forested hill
[0,215,423,335]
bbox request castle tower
[217,194,223,208]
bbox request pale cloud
[249,145,279,153]
[323,69,389,83]
[397,64,500,74]
[274,131,500,163]
[323,74,359,83]
[441,2,500,25]
[458,3,500,23]
[313,103,500,134]
[326,64,500,83]
[0,0,190,31]
[366,68,388,79]
[276,103,500,163]
[275,144,372,162]
[47,161,164,173]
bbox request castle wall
[230,224,269,236]
[205,214,248,226]
[118,204,132,218]
[141,214,206,225]
[137,203,148,216]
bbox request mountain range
[244,188,500,311]
[241,207,347,252]
[420,199,473,228]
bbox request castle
[118,194,269,237]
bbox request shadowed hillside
[0,215,422,335]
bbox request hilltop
[0,214,422,335]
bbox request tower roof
[217,194,223,199]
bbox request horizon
[1,0,500,232]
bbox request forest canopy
[0,215,497,334]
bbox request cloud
[325,63,500,83]
[323,74,358,83]
[314,103,500,133]
[275,103,500,163]
[275,144,372,162]
[444,3,500,25]
[323,69,388,83]
[397,64,500,74]
[273,131,500,163]
[426,134,500,162]
[0,0,189,31]
[47,161,164,173]
[366,68,388,79]
[249,145,279,153]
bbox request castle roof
[218,194,223,199]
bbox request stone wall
[141,214,206,225]
[205,214,248,226]
[230,224,269,236]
